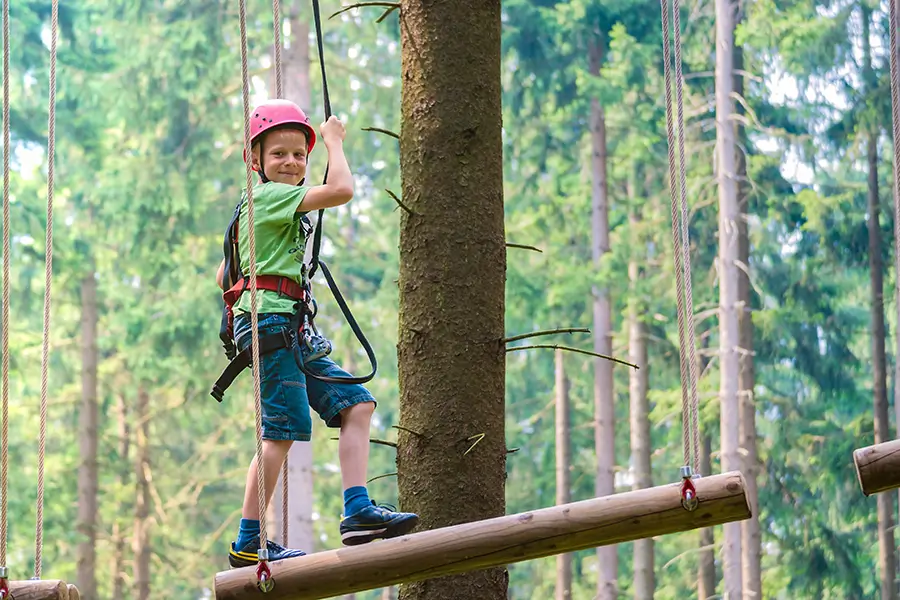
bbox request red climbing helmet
[246,99,317,157]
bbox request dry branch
[505,242,543,253]
[362,127,399,139]
[330,2,400,20]
[502,327,590,345]
[506,343,639,369]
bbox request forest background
[1,0,896,598]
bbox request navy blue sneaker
[228,535,306,569]
[339,501,419,546]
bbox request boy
[216,99,418,568]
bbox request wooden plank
[8,580,69,600]
[214,471,750,600]
[853,438,900,495]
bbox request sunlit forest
[2,0,899,598]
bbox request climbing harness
[659,0,702,509]
[212,0,377,404]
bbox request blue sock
[343,486,371,516]
[235,518,260,549]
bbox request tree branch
[506,344,640,369]
[362,126,399,140]
[505,242,543,253]
[330,2,400,20]
[393,425,424,437]
[376,4,400,22]
[502,327,590,345]
[386,189,415,215]
[367,471,398,484]
[331,436,398,448]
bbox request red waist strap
[223,275,307,308]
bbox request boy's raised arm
[301,116,354,212]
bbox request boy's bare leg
[242,439,294,519]
[336,401,419,545]
[338,402,375,489]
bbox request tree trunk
[76,269,98,600]
[698,434,717,599]
[271,0,316,553]
[133,387,151,600]
[628,198,654,599]
[734,35,762,599]
[396,1,507,599]
[588,34,618,600]
[112,392,130,600]
[715,0,743,593]
[555,349,572,600]
[861,6,897,598]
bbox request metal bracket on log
[214,471,750,600]
[853,438,900,496]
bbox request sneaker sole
[340,514,419,546]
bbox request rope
[0,0,10,576]
[34,0,58,579]
[659,0,701,473]
[271,0,290,547]
[890,0,900,384]
[238,0,270,560]
[671,0,701,474]
[272,0,283,98]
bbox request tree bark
[715,0,743,593]
[133,387,151,600]
[396,1,507,599]
[555,349,572,600]
[628,202,654,599]
[271,0,316,553]
[588,33,618,600]
[861,6,897,598]
[76,269,98,600]
[112,392,130,600]
[734,34,762,599]
[699,434,717,599]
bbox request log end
[66,584,80,600]
[852,445,873,496]
[9,579,70,600]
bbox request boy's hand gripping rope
[659,0,702,508]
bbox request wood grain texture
[854,439,900,495]
[214,472,750,600]
[8,580,69,600]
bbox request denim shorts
[233,313,376,441]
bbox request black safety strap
[211,327,295,402]
[308,0,330,281]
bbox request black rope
[299,0,376,385]
[309,0,330,280]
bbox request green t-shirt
[233,182,310,315]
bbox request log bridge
[215,471,750,600]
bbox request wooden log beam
[214,471,749,600]
[853,439,900,495]
[65,585,80,600]
[8,580,69,600]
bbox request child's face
[252,128,309,186]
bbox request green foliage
[0,0,896,597]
